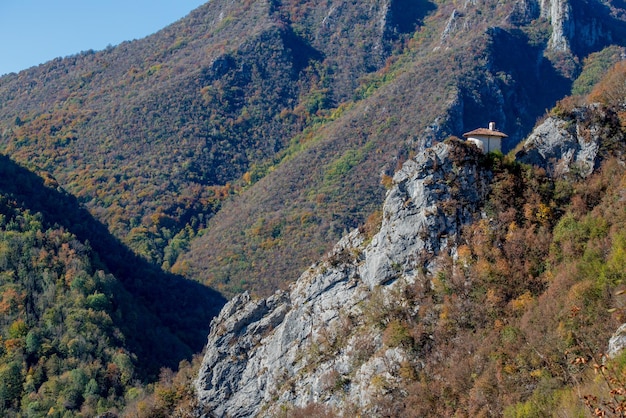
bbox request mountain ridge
[3,0,625,298]
[194,138,491,415]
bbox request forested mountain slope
[0,155,224,416]
[0,0,425,276]
[1,0,625,297]
[177,0,626,296]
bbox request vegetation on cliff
[359,153,625,416]
[195,60,626,416]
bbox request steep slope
[0,0,413,263]
[0,155,224,416]
[195,138,491,416]
[179,0,626,297]
[195,96,626,415]
[516,104,624,176]
[0,0,625,299]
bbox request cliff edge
[194,139,490,416]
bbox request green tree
[0,361,24,410]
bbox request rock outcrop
[195,139,491,416]
[515,105,624,177]
[539,0,619,54]
[608,324,626,358]
[541,0,575,52]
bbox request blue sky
[0,1,207,76]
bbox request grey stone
[608,324,626,358]
[194,139,490,416]
[516,107,608,178]
[195,105,620,416]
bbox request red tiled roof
[463,127,508,138]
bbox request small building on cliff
[463,122,507,153]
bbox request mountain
[195,137,491,416]
[0,151,224,415]
[1,0,624,299]
[194,90,626,416]
[177,0,626,298]
[0,0,625,415]
[0,0,430,278]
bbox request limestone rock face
[194,111,622,414]
[509,0,540,25]
[540,0,575,52]
[194,139,490,416]
[515,105,622,177]
[539,0,618,54]
[361,142,489,288]
[608,324,626,358]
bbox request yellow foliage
[536,203,552,225]
[568,280,599,304]
[4,338,23,352]
[371,374,388,392]
[171,260,190,276]
[439,303,450,321]
[260,237,280,250]
[505,221,518,241]
[510,292,534,313]
[456,245,474,271]
[399,360,417,381]
[543,270,555,282]
[475,259,492,280]
[486,288,503,308]
[503,363,517,375]
[381,174,393,189]
[495,257,510,276]
[457,244,472,260]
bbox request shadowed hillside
[0,154,225,364]
[0,153,225,415]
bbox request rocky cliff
[195,102,624,415]
[539,0,622,54]
[516,104,624,177]
[194,138,491,416]
[541,0,575,52]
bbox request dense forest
[0,152,223,416]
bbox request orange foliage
[589,61,626,110]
